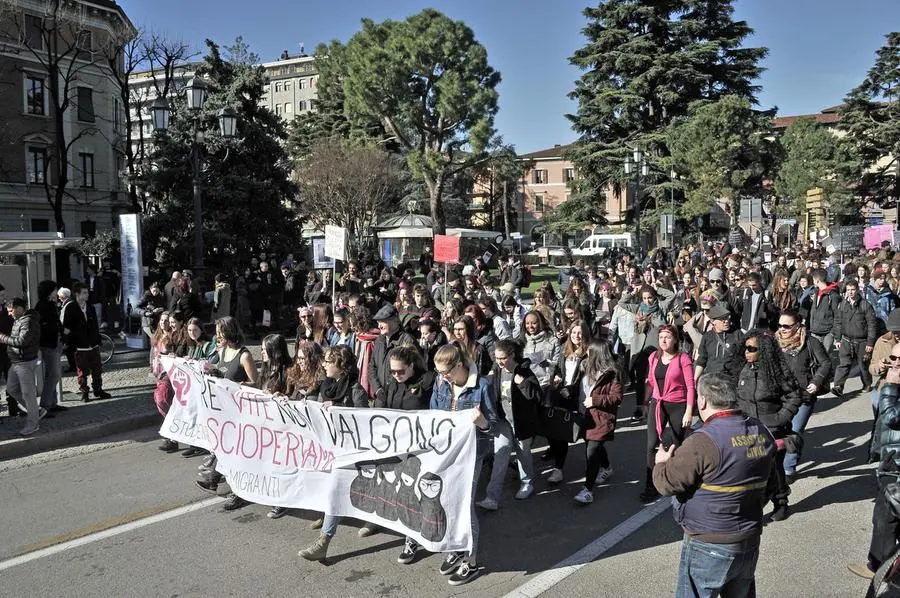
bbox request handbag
[540,406,584,444]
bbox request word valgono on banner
[159,356,476,552]
[433,234,460,264]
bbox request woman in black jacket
[376,346,435,411]
[478,339,544,512]
[738,331,803,523]
[775,308,832,482]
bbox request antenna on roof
[299,42,305,56]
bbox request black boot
[639,467,660,502]
[6,397,23,417]
[159,439,180,453]
[93,388,112,400]
[81,391,92,403]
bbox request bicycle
[99,332,116,364]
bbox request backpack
[521,265,533,287]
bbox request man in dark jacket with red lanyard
[62,282,111,402]
[654,372,776,598]
[807,267,840,352]
[832,278,878,397]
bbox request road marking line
[502,498,671,598]
[0,496,223,572]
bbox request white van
[572,233,633,256]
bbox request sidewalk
[0,342,266,461]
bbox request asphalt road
[0,376,879,598]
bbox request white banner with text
[159,356,476,552]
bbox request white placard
[324,225,347,261]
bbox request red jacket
[584,370,623,442]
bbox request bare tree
[1,0,134,233]
[296,140,400,259]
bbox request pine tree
[840,32,900,207]
[562,0,767,233]
[145,39,301,273]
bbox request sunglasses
[778,323,795,330]
[436,365,456,376]
[744,345,759,353]
[890,355,900,362]
[390,368,408,376]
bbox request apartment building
[260,50,318,118]
[0,0,136,235]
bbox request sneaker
[93,389,112,400]
[514,482,534,500]
[222,493,249,511]
[831,385,843,398]
[476,498,499,511]
[38,407,48,420]
[309,517,324,530]
[19,424,39,437]
[439,552,464,575]
[200,455,216,469]
[448,559,483,586]
[596,467,614,485]
[160,439,180,453]
[195,479,219,494]
[397,538,421,564]
[847,563,875,579]
[358,523,379,537]
[574,488,594,504]
[547,468,564,484]
[182,446,206,458]
[268,506,289,519]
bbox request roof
[520,143,577,160]
[773,110,841,129]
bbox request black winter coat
[1,310,40,362]
[834,298,878,345]
[872,384,900,465]
[377,369,436,411]
[780,335,832,405]
[318,374,369,408]
[367,329,415,399]
[35,298,60,349]
[736,363,802,434]
[695,330,745,380]
[492,360,543,440]
[62,302,101,349]
[807,284,841,336]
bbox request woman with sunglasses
[776,309,832,483]
[736,331,803,522]
[641,325,695,502]
[428,344,498,586]
[298,345,370,558]
[374,346,437,565]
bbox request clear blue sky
[120,0,899,154]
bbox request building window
[80,220,97,237]
[275,82,282,92]
[25,75,45,115]
[534,193,545,213]
[297,100,305,111]
[77,30,93,53]
[311,77,317,88]
[287,65,296,74]
[79,152,94,187]
[77,87,95,122]
[564,167,575,182]
[284,102,291,113]
[25,14,43,49]
[275,104,282,115]
[299,78,307,89]
[31,218,49,232]
[284,81,291,91]
[26,146,47,183]
[533,169,547,184]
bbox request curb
[0,411,160,461]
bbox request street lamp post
[670,167,677,249]
[150,79,238,278]
[624,148,649,251]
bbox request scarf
[776,325,805,353]
[638,301,660,315]
[635,302,659,335]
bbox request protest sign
[159,356,476,552]
[433,235,460,264]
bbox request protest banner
[159,356,477,553]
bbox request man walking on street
[654,373,776,597]
[35,280,66,414]
[807,268,840,352]
[0,297,44,436]
[832,279,878,397]
[0,283,20,417]
[63,282,111,402]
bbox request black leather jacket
[872,384,900,467]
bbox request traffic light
[827,210,835,227]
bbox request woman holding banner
[196,317,258,510]
[287,340,324,400]
[428,344,499,586]
[298,346,375,560]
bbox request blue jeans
[322,514,341,537]
[676,535,760,598]
[783,399,816,475]
[485,419,534,503]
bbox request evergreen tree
[562,0,766,233]
[840,32,900,206]
[145,39,300,273]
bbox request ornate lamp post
[625,148,649,250]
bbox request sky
[119,0,900,154]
